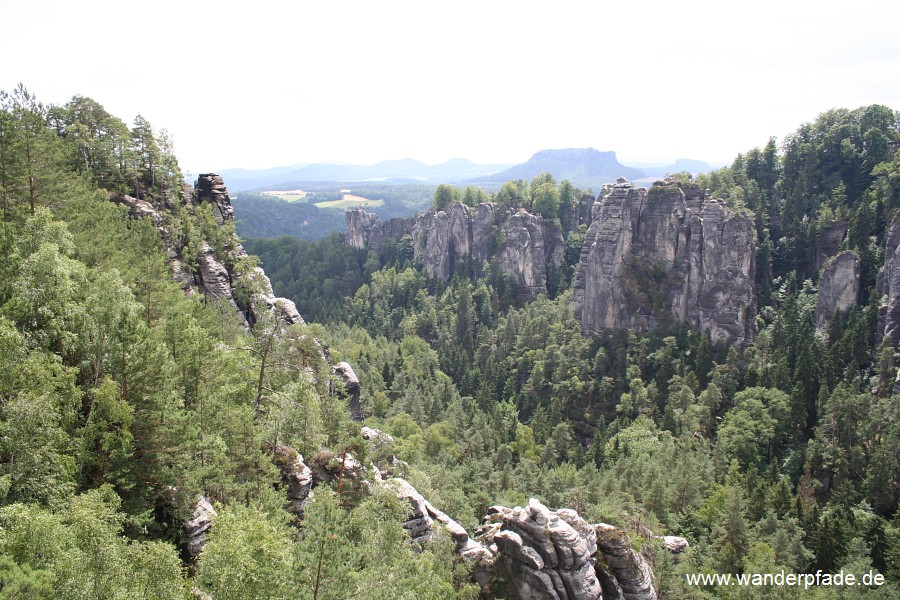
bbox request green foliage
[232,193,347,239]
[3,86,900,596]
[0,488,187,598]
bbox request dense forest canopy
[1,84,899,598]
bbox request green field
[261,190,307,202]
[314,194,384,209]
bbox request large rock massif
[571,180,756,345]
[348,178,758,344]
[113,174,303,329]
[348,203,565,299]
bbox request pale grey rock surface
[332,361,363,422]
[878,214,900,349]
[571,180,756,345]
[476,499,605,600]
[267,443,313,519]
[347,203,563,300]
[815,250,860,329]
[184,495,217,560]
[815,221,848,270]
[595,523,657,600]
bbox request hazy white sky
[3,0,899,175]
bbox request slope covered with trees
[250,106,900,597]
[0,86,472,598]
[1,83,899,598]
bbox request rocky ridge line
[112,174,303,329]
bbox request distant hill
[216,158,510,191]
[623,158,722,181]
[474,148,644,189]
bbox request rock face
[594,524,657,600]
[876,214,900,395]
[347,181,756,344]
[332,362,363,422]
[878,214,900,349]
[815,251,861,329]
[267,443,313,519]
[347,204,563,299]
[472,499,666,600]
[345,209,411,251]
[184,495,217,560]
[113,174,304,329]
[478,500,603,600]
[571,179,756,345]
[815,221,848,270]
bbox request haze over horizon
[4,0,899,175]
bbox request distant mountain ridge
[477,148,645,188]
[217,150,723,192]
[217,158,511,191]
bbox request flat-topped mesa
[346,204,564,300]
[571,178,756,346]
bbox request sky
[3,0,900,176]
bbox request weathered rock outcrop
[571,179,756,345]
[875,214,900,395]
[815,221,848,270]
[113,174,303,328]
[184,495,217,560]
[347,203,563,299]
[478,500,603,600]
[878,214,900,350]
[332,362,363,422]
[594,524,656,600]
[815,251,861,329]
[267,443,313,519]
[383,485,683,599]
[345,209,411,251]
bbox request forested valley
[0,84,898,598]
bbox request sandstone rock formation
[332,362,363,422]
[878,214,900,350]
[347,203,563,299]
[267,443,313,519]
[595,523,657,600]
[383,486,682,600]
[815,221,848,270]
[347,181,756,344]
[477,500,603,600]
[113,174,303,329]
[815,250,860,329]
[345,209,411,251]
[184,495,217,560]
[571,179,756,345]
